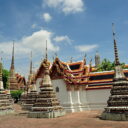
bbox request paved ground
[1,104,128,128]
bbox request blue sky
[0,0,128,77]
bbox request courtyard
[0,104,128,128]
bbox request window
[89,74,114,80]
[69,64,80,70]
[56,87,59,92]
[124,73,128,77]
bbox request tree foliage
[2,69,10,89]
[97,59,125,72]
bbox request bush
[11,90,24,103]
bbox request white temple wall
[71,91,79,104]
[52,79,76,113]
[79,89,90,110]
[52,79,68,105]
[51,79,111,112]
[86,89,111,110]
[36,78,111,113]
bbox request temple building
[0,58,14,115]
[35,50,128,113]
[101,24,128,121]
[28,43,65,118]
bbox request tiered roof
[15,73,26,90]
[35,56,128,91]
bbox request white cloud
[53,35,73,44]
[75,44,98,52]
[31,24,37,29]
[43,0,84,14]
[42,13,52,22]
[0,30,59,58]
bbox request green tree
[97,59,114,71]
[97,59,125,72]
[2,69,9,89]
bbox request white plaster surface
[36,78,111,113]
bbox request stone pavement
[0,104,128,128]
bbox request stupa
[28,41,65,118]
[21,51,38,110]
[101,23,128,121]
[22,90,38,110]
[8,42,18,90]
[0,58,14,115]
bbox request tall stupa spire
[45,40,48,60]
[0,57,3,90]
[9,41,18,90]
[11,41,15,70]
[112,23,120,66]
[30,51,32,74]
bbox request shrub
[11,90,24,103]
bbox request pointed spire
[45,40,48,60]
[89,57,92,72]
[89,57,92,66]
[11,41,15,70]
[55,52,58,58]
[112,23,120,66]
[70,57,73,63]
[30,51,32,74]
[0,56,2,63]
[0,56,3,79]
[52,56,55,62]
[83,53,86,65]
[95,50,100,67]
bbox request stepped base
[28,110,65,118]
[22,104,33,110]
[0,109,14,116]
[101,112,128,121]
